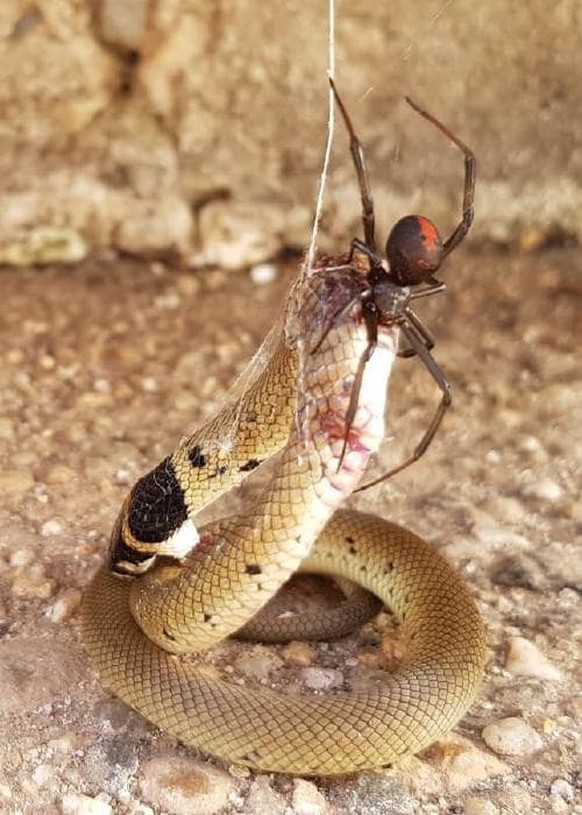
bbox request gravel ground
[0,247,580,815]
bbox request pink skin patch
[322,337,397,504]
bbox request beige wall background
[0,0,580,267]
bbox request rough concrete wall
[0,0,580,267]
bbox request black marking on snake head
[203,613,213,624]
[239,458,262,473]
[245,563,262,575]
[208,465,227,479]
[127,456,187,544]
[345,536,357,555]
[188,445,207,468]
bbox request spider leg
[310,294,360,356]
[409,281,447,300]
[397,306,436,358]
[337,303,378,472]
[330,78,377,253]
[348,237,384,269]
[405,96,476,259]
[356,317,451,491]
[400,281,446,355]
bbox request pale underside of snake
[82,260,486,776]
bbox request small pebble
[519,434,543,453]
[141,376,158,392]
[31,763,54,787]
[9,549,34,568]
[114,467,133,485]
[176,274,201,296]
[548,799,570,814]
[127,806,154,815]
[93,378,111,392]
[291,778,329,815]
[154,290,181,310]
[48,734,78,754]
[300,667,344,691]
[495,788,533,811]
[138,755,234,815]
[61,793,113,815]
[78,391,113,408]
[47,589,82,622]
[464,798,499,815]
[482,717,543,756]
[505,637,563,680]
[40,518,64,537]
[11,562,54,599]
[550,778,575,802]
[381,631,407,665]
[470,523,530,551]
[250,262,277,285]
[246,775,287,815]
[281,641,316,666]
[428,735,510,793]
[395,755,441,796]
[487,495,527,524]
[522,479,563,502]
[234,646,283,681]
[44,464,76,485]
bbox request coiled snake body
[82,262,486,775]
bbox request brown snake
[82,261,486,775]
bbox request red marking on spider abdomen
[418,216,440,250]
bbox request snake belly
[82,263,486,775]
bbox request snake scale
[82,260,486,775]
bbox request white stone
[505,637,563,680]
[291,778,330,814]
[522,479,563,501]
[482,717,544,757]
[250,262,278,285]
[40,518,64,537]
[246,776,287,815]
[61,793,113,815]
[138,755,235,815]
[550,778,575,802]
[300,667,344,691]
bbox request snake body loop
[82,263,486,775]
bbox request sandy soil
[0,247,580,814]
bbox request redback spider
[326,78,475,489]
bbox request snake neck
[129,266,399,653]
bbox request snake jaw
[155,517,200,559]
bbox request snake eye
[386,215,444,286]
